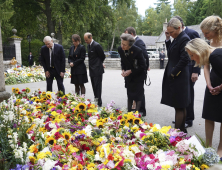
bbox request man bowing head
[40,36,66,94]
[84,32,106,107]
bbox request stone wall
[65,58,168,69]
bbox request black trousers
[46,67,65,94]
[139,94,146,115]
[186,67,196,124]
[90,75,103,106]
[160,60,164,69]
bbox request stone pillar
[51,33,59,44]
[8,29,23,65]
[0,23,11,102]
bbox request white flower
[84,125,92,137]
[42,160,57,170]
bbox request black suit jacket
[162,31,191,108]
[184,27,201,74]
[134,37,149,69]
[40,43,66,75]
[28,55,34,63]
[87,41,105,77]
[68,44,87,75]
[118,45,146,83]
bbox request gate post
[8,29,23,65]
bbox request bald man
[84,32,106,106]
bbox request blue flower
[202,148,220,166]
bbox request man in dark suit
[159,50,165,69]
[125,27,149,117]
[84,32,105,107]
[40,36,66,94]
[173,16,201,128]
[28,52,34,66]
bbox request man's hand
[148,67,150,71]
[191,73,198,82]
[45,71,50,78]
[165,30,170,40]
[60,72,65,78]
[103,63,106,68]
[70,62,74,67]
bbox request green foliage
[21,39,44,66]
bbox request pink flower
[149,154,155,159]
[140,133,146,138]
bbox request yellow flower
[120,119,126,125]
[103,159,109,165]
[161,164,171,170]
[124,159,131,162]
[45,151,52,156]
[179,158,185,165]
[29,144,38,153]
[96,122,104,128]
[29,156,36,164]
[87,163,95,169]
[25,87,31,93]
[87,150,94,156]
[68,145,79,153]
[77,164,83,170]
[200,164,209,170]
[126,114,135,124]
[12,87,15,93]
[133,118,141,124]
[37,152,46,160]
[62,132,71,141]
[45,136,56,145]
[160,126,171,136]
[46,93,52,99]
[15,88,20,94]
[76,103,86,111]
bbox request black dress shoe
[185,123,192,128]
[172,121,175,124]
[183,128,187,133]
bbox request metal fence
[3,44,16,60]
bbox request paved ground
[5,69,220,149]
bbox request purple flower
[55,161,63,167]
[51,108,55,111]
[106,161,115,169]
[169,136,176,143]
[56,109,62,113]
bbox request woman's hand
[70,62,74,67]
[209,85,221,95]
[123,70,132,77]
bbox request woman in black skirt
[118,33,146,112]
[68,34,88,95]
[185,38,222,157]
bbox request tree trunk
[110,31,116,51]
[56,20,62,45]
[45,0,55,35]
[0,22,5,92]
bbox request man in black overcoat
[125,27,149,117]
[40,36,66,94]
[173,16,201,128]
[28,52,34,66]
[84,32,106,107]
[159,50,165,69]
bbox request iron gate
[3,44,16,60]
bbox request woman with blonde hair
[185,38,222,157]
[200,15,222,156]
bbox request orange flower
[149,123,153,127]
[108,154,114,161]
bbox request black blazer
[118,45,146,83]
[87,41,106,77]
[184,27,201,74]
[159,52,165,60]
[68,44,87,75]
[134,37,149,69]
[40,43,66,75]
[28,55,34,63]
[161,31,191,108]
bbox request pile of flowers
[4,66,70,85]
[0,88,220,170]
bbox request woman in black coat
[118,33,146,112]
[68,34,88,95]
[161,18,190,132]
[185,38,222,157]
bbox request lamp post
[27,35,32,52]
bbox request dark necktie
[51,48,54,67]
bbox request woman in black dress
[68,34,88,95]
[185,38,222,157]
[161,18,190,133]
[118,33,146,112]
